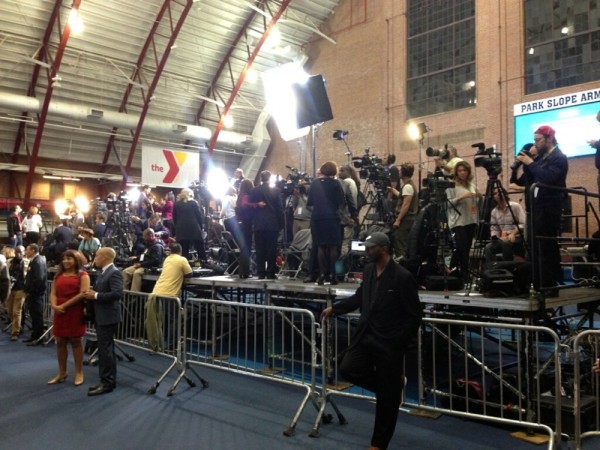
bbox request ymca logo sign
[142,145,200,188]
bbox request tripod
[360,182,393,229]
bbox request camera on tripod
[277,166,311,197]
[352,148,391,190]
[473,142,502,176]
[422,173,455,191]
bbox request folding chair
[220,230,242,275]
[279,229,312,279]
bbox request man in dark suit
[23,243,47,345]
[84,247,123,396]
[249,170,283,279]
[321,232,422,450]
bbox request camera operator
[518,125,568,295]
[291,182,311,236]
[484,189,526,267]
[389,163,418,259]
[339,165,359,254]
[446,161,481,282]
[434,145,463,177]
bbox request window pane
[525,0,600,94]
[407,0,476,117]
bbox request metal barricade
[322,313,562,449]
[572,329,600,449]
[414,317,561,448]
[183,297,319,435]
[85,290,207,396]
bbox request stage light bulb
[206,168,229,200]
[407,123,421,141]
[74,195,90,213]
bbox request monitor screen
[514,89,600,157]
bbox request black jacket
[174,200,204,240]
[7,215,21,236]
[136,241,165,268]
[249,183,283,232]
[332,259,422,354]
[523,146,568,207]
[25,254,47,297]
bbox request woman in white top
[220,186,238,234]
[446,161,481,282]
[22,206,44,246]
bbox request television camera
[422,172,455,205]
[472,142,502,177]
[352,148,391,191]
[277,166,311,197]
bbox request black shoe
[266,274,277,280]
[257,275,265,280]
[316,275,325,286]
[22,336,37,343]
[330,277,339,285]
[26,340,41,347]
[88,384,114,396]
[303,276,317,283]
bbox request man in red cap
[517,125,568,296]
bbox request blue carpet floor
[0,333,583,450]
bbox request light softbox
[292,75,333,129]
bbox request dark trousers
[254,230,278,277]
[451,223,477,282]
[236,220,253,277]
[26,294,44,338]
[340,337,405,450]
[180,239,206,261]
[96,323,118,387]
[531,206,562,289]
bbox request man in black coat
[322,232,422,450]
[23,244,47,345]
[84,247,123,396]
[249,170,283,279]
[519,125,569,295]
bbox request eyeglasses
[533,137,545,142]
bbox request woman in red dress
[48,250,90,386]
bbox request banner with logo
[141,145,200,188]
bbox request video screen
[514,95,600,158]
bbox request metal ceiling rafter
[208,0,292,154]
[23,0,82,207]
[121,0,194,188]
[10,0,62,198]
[189,0,266,141]
[101,0,176,171]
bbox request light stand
[333,130,352,164]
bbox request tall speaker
[292,75,333,129]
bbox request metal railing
[571,329,600,449]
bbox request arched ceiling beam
[208,0,292,155]
[23,0,82,207]
[100,0,173,172]
[120,0,194,188]
[10,0,62,199]
[189,0,266,137]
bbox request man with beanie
[321,232,422,450]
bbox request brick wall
[264,0,599,234]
